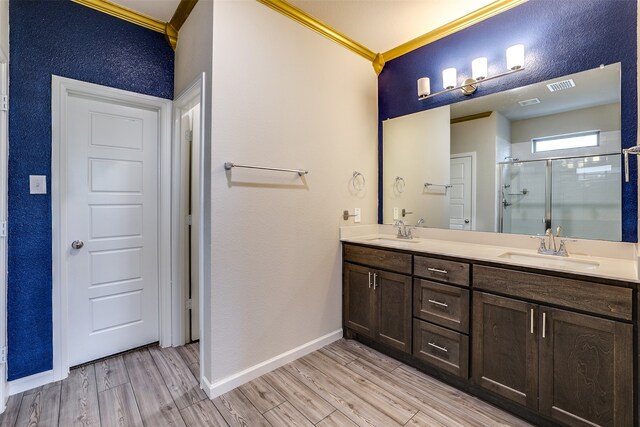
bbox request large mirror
[382,63,622,241]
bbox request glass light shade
[417,77,431,97]
[472,57,487,80]
[443,68,457,89]
[506,44,524,70]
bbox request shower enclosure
[498,154,622,241]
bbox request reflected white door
[450,156,472,230]
[66,94,159,366]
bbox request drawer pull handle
[373,273,378,290]
[542,312,547,339]
[428,341,448,353]
[427,267,448,275]
[428,299,449,308]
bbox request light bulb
[443,68,457,89]
[472,57,487,80]
[506,44,524,70]
[417,77,431,97]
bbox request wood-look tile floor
[0,339,533,426]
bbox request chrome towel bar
[224,162,308,176]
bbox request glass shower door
[500,161,547,236]
[551,155,621,241]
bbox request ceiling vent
[518,98,541,106]
[547,79,576,92]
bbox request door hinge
[0,221,6,238]
[0,347,7,364]
[186,299,192,310]
[186,214,192,225]
[1,95,7,111]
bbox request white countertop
[340,226,638,283]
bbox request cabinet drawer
[414,256,469,287]
[414,279,469,333]
[343,244,411,274]
[473,265,632,321]
[413,319,469,378]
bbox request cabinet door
[539,308,633,427]
[343,263,375,338]
[472,292,538,409]
[376,270,412,353]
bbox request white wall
[174,0,214,382]
[383,106,451,228]
[451,113,503,232]
[0,0,7,57]
[511,104,621,161]
[208,0,378,394]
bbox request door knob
[71,240,84,250]
[464,219,470,224]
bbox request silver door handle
[530,309,534,334]
[542,312,547,338]
[71,240,84,249]
[373,273,378,290]
[427,267,448,275]
[368,272,372,289]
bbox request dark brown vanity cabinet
[342,244,637,427]
[473,267,634,427]
[343,245,412,354]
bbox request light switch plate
[29,175,47,194]
[354,208,361,223]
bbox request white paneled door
[449,155,472,230]
[65,94,160,366]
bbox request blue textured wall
[8,0,173,380]
[378,0,638,242]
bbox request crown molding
[383,0,529,63]
[72,0,166,33]
[256,0,377,65]
[170,0,198,32]
[450,111,493,124]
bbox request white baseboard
[202,329,343,399]
[8,370,55,395]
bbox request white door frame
[51,76,172,382]
[0,46,8,411]
[450,152,477,231]
[171,74,205,348]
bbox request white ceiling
[288,0,495,53]
[110,0,496,54]
[111,0,180,22]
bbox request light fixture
[472,57,487,80]
[506,44,524,70]
[417,44,525,100]
[443,68,457,89]
[417,77,431,97]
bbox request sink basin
[498,252,599,271]
[365,237,421,244]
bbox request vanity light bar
[418,44,525,100]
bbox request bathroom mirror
[382,63,622,241]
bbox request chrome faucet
[394,220,413,239]
[531,226,576,256]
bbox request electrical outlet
[393,207,399,220]
[29,175,47,194]
[354,208,361,223]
